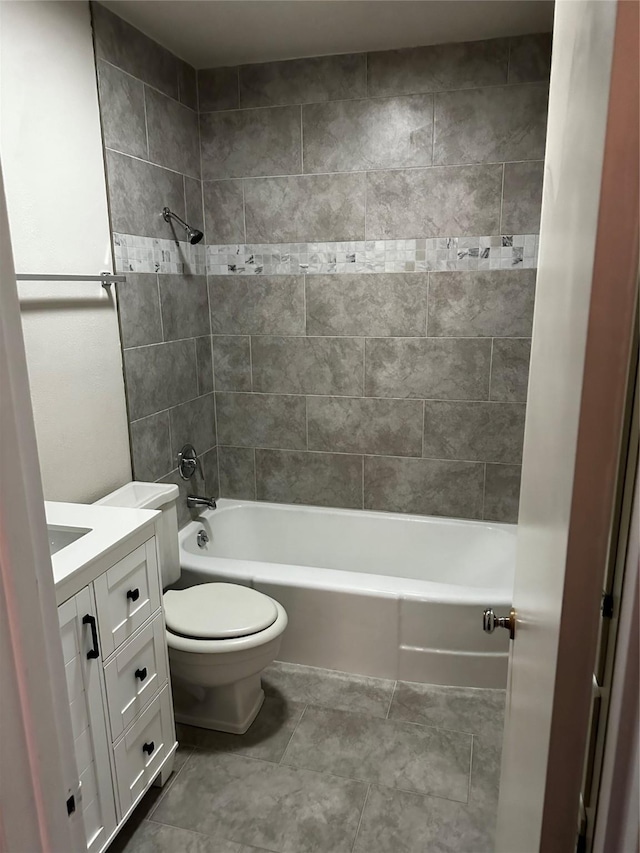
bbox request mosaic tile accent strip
[113,232,206,275]
[113,233,538,276]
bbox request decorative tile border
[113,232,538,276]
[113,232,206,275]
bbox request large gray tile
[92,3,179,99]
[389,682,506,745]
[283,706,472,801]
[367,38,509,98]
[169,394,217,459]
[97,60,147,158]
[195,336,214,396]
[263,662,395,718]
[158,274,210,341]
[423,401,526,463]
[364,456,484,518]
[306,273,427,337]
[203,180,245,244]
[251,337,363,396]
[218,446,256,499]
[303,95,433,173]
[490,338,531,402]
[509,33,553,83]
[484,463,521,523]
[213,336,252,391]
[200,106,301,180]
[366,165,502,239]
[110,820,262,853]
[502,161,544,234]
[428,270,536,337]
[130,411,172,481]
[209,276,305,336]
[178,60,198,110]
[106,151,185,239]
[184,176,204,232]
[176,693,305,763]
[365,338,491,401]
[353,784,494,853]
[216,393,306,450]
[124,340,197,420]
[198,66,239,112]
[202,446,219,498]
[307,396,423,457]
[433,85,548,166]
[256,449,363,509]
[116,273,162,348]
[152,750,368,853]
[145,87,200,178]
[244,173,366,242]
[240,54,366,108]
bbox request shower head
[162,207,204,245]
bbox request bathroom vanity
[48,501,177,853]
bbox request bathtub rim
[178,498,515,607]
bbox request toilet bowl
[164,582,288,733]
[95,482,288,734]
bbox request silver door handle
[483,608,516,640]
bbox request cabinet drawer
[113,685,173,817]
[104,615,168,741]
[94,539,161,658]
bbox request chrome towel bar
[15,272,126,289]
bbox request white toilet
[95,482,288,734]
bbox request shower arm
[163,207,190,233]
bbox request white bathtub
[178,499,515,688]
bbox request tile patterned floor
[108,663,505,853]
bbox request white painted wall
[0,0,131,502]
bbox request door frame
[0,161,84,851]
[539,0,639,846]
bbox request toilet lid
[163,583,278,639]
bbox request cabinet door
[59,587,116,853]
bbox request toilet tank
[95,482,181,588]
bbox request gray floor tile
[264,661,395,718]
[282,706,471,802]
[175,692,305,763]
[389,682,506,745]
[470,735,502,809]
[110,820,264,853]
[353,785,494,853]
[151,750,368,853]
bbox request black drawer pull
[127,588,140,602]
[142,741,155,756]
[82,614,100,660]
[135,667,148,682]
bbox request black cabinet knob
[126,588,140,602]
[142,741,155,756]
[135,667,148,681]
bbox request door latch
[483,607,516,640]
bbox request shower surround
[93,3,550,525]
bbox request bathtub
[178,499,515,688]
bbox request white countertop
[47,501,159,605]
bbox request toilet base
[173,674,265,734]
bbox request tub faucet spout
[187,495,217,510]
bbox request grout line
[252,447,258,499]
[431,92,436,165]
[279,703,308,766]
[421,401,426,459]
[248,334,254,391]
[142,85,150,160]
[385,681,397,720]
[481,462,488,520]
[300,105,304,174]
[350,783,371,853]
[499,162,506,234]
[147,746,194,818]
[488,337,495,401]
[97,58,198,112]
[241,179,247,243]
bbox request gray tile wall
[198,33,549,523]
[92,4,216,519]
[95,3,551,524]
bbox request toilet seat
[164,583,277,640]
[164,586,287,656]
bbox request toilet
[95,482,288,734]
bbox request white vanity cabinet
[57,533,176,853]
